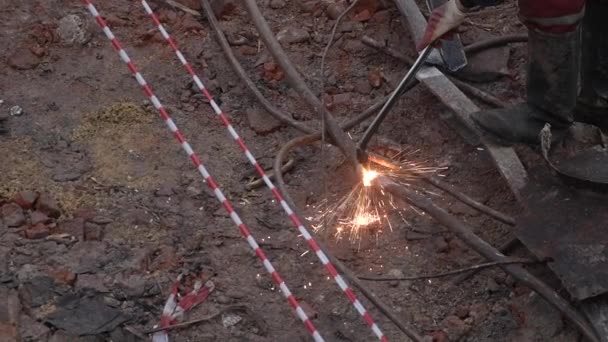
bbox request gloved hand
[416,0,468,52]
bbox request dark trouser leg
[471,0,585,145]
[576,0,608,130]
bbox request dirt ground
[0,0,585,341]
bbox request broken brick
[2,204,25,227]
[24,223,50,240]
[13,191,38,209]
[429,331,448,342]
[50,268,77,286]
[35,193,61,218]
[30,211,51,225]
[368,68,382,88]
[1,203,26,228]
[262,61,285,82]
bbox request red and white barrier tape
[153,276,215,342]
[81,1,324,341]
[140,1,387,340]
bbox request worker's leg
[576,0,608,131]
[471,0,585,145]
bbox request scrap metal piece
[517,171,608,301]
[426,0,468,71]
[553,149,608,190]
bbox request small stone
[1,203,26,227]
[155,184,175,197]
[300,301,318,319]
[428,331,448,342]
[35,193,61,218]
[16,264,44,282]
[455,305,469,319]
[441,315,471,341]
[270,0,286,9]
[52,167,85,182]
[277,27,310,44]
[105,14,127,27]
[209,0,236,17]
[76,274,109,292]
[255,273,274,291]
[104,296,122,308]
[84,222,104,241]
[332,93,352,107]
[113,273,148,298]
[354,79,372,95]
[57,14,91,46]
[25,223,50,239]
[239,46,258,56]
[505,275,516,287]
[341,39,365,53]
[9,106,23,117]
[30,211,50,225]
[486,278,500,293]
[326,3,345,19]
[226,290,246,299]
[186,186,202,197]
[298,0,320,13]
[387,268,404,288]
[353,9,373,22]
[7,46,41,70]
[215,295,231,305]
[432,236,449,253]
[19,314,51,341]
[368,69,382,88]
[492,303,509,316]
[176,14,204,32]
[13,191,38,209]
[222,313,242,327]
[246,108,282,135]
[371,10,391,22]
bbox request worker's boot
[471,27,580,145]
[575,0,608,132]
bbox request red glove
[416,0,467,52]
